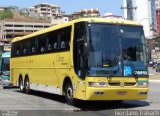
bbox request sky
[0,0,124,16]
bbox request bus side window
[30,38,37,54]
[47,30,58,51]
[23,49,27,54]
[48,44,52,50]
[59,26,71,50]
[22,41,28,55]
[61,41,65,48]
[38,34,47,53]
[41,47,45,52]
[16,50,19,55]
[32,47,35,53]
[15,43,21,56]
[11,44,15,57]
[54,42,57,49]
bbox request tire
[24,78,30,94]
[64,82,77,105]
[19,78,24,93]
[112,100,123,104]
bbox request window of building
[34,25,43,28]
[5,24,13,27]
[14,25,24,27]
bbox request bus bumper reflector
[139,91,147,95]
[94,91,104,95]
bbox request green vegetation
[0,9,13,20]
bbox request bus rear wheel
[24,78,30,94]
[64,82,77,105]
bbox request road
[148,67,160,75]
[0,81,159,116]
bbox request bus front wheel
[64,82,76,105]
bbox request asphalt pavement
[0,81,159,116]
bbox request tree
[0,9,13,20]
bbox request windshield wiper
[108,57,120,77]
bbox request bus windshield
[2,57,10,72]
[87,23,148,77]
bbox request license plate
[117,91,127,95]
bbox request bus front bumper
[85,87,148,100]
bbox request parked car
[156,63,160,72]
[149,61,157,67]
[153,63,158,69]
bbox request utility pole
[121,0,137,20]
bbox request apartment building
[81,8,100,17]
[30,3,62,19]
[0,6,18,12]
[103,13,122,19]
[157,9,160,32]
[156,0,160,32]
[0,19,51,43]
[156,0,160,9]
[71,8,100,20]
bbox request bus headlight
[137,81,148,87]
[88,82,107,87]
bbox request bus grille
[108,82,136,86]
[124,82,136,86]
[108,82,120,86]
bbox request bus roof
[2,52,11,58]
[11,18,141,43]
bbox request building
[123,0,157,39]
[0,19,51,43]
[103,13,122,19]
[81,8,100,17]
[0,6,18,12]
[71,8,100,20]
[51,17,69,25]
[156,0,160,32]
[156,8,160,32]
[156,0,160,9]
[30,3,62,20]
[71,12,81,19]
[0,7,9,11]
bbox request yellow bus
[10,18,149,105]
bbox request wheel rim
[25,80,30,93]
[66,85,73,100]
[20,80,23,91]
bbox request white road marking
[149,80,160,82]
